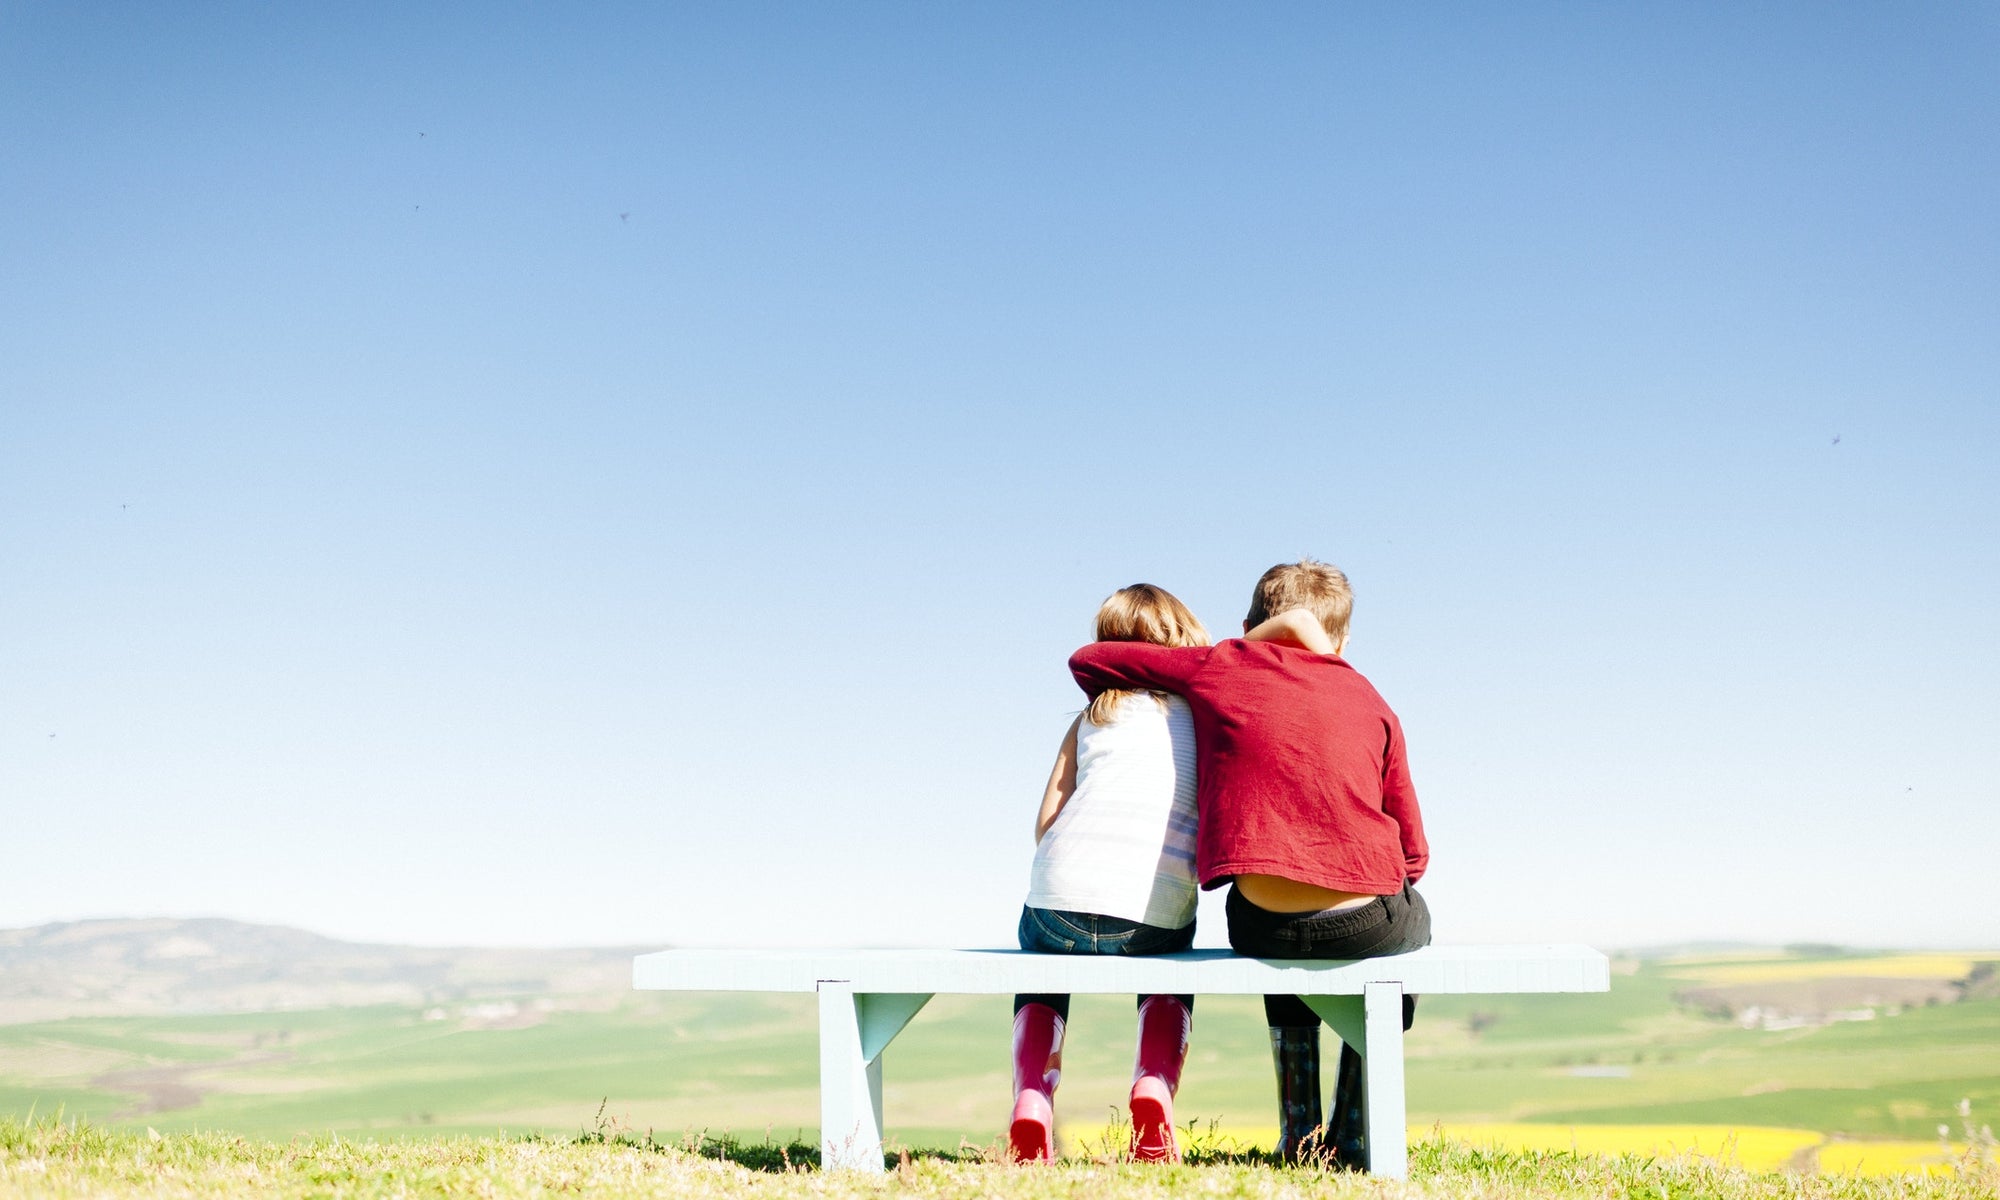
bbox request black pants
[1225,880,1431,1029]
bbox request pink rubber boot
[1128,994,1191,1162]
[1009,1003,1065,1162]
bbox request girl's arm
[1034,715,1082,843]
[1243,607,1339,654]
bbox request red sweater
[1068,640,1428,895]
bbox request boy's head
[1244,558,1352,644]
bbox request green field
[2,953,1995,1160]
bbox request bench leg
[1362,980,1408,1179]
[1301,984,1408,1179]
[816,984,931,1172]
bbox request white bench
[633,944,1609,1177]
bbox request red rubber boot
[1128,994,1191,1162]
[1009,1003,1065,1162]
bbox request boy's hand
[1242,607,1340,655]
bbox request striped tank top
[1025,692,1199,930]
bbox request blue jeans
[1014,905,1195,1020]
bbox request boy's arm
[1034,716,1082,843]
[1243,608,1337,654]
[1068,641,1207,695]
[1383,713,1430,881]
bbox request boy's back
[1068,637,1427,896]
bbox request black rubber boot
[1268,1026,1324,1163]
[1329,1041,1368,1171]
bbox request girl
[1009,585,1331,1163]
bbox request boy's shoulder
[1208,639,1396,706]
[1210,637,1351,668]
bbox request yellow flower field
[1666,954,2000,984]
[1814,1140,1974,1177]
[1061,1123,1991,1179]
[1425,1123,1823,1170]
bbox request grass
[3,1117,1996,1200]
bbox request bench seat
[633,944,1610,1176]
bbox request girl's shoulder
[1080,691,1187,732]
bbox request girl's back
[1027,691,1198,932]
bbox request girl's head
[1095,583,1209,648]
[1088,584,1209,725]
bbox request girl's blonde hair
[1087,584,1210,727]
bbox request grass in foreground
[3,1119,1997,1200]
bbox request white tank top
[1025,692,1199,930]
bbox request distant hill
[0,918,649,1024]
[1618,941,1848,960]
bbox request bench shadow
[564,1112,1340,1173]
[566,1125,995,1173]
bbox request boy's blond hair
[1245,558,1352,643]
[1088,584,1210,727]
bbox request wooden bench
[633,944,1609,1177]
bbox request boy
[1067,559,1431,1165]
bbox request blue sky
[3,3,1995,951]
